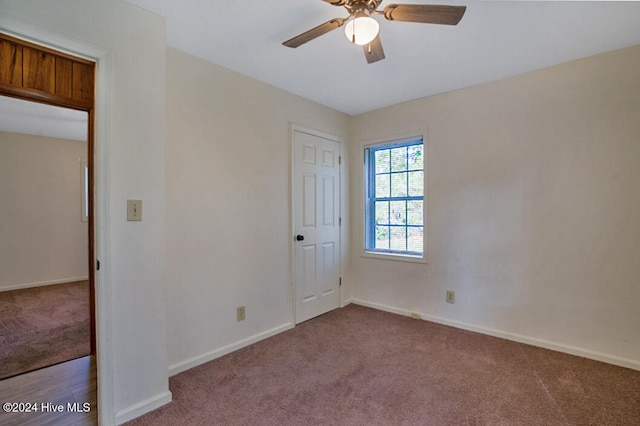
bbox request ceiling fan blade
[383,4,466,25]
[322,0,348,5]
[283,18,345,48]
[364,35,385,64]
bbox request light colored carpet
[127,304,640,425]
[0,281,90,380]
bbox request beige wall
[0,131,88,290]
[165,47,350,373]
[349,44,640,368]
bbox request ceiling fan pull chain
[352,17,356,43]
[368,43,372,54]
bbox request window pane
[375,174,390,198]
[391,172,407,197]
[407,200,423,225]
[408,171,423,196]
[407,227,423,253]
[408,144,423,170]
[82,162,89,222]
[375,226,389,249]
[390,147,407,172]
[390,226,406,251]
[375,149,390,173]
[375,201,389,225]
[389,201,406,225]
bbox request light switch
[127,199,142,221]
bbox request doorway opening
[0,31,97,424]
[0,96,91,379]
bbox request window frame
[362,135,427,263]
[81,160,89,222]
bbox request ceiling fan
[283,0,466,64]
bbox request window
[81,161,89,222]
[365,137,424,259]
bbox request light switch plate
[127,199,142,221]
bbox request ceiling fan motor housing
[345,0,381,16]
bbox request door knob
[296,235,304,241]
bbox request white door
[293,128,341,324]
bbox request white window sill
[362,250,427,264]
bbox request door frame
[0,17,114,425]
[289,123,344,325]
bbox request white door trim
[289,123,343,325]
[0,16,115,425]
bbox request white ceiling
[0,96,87,142]
[2,1,639,137]
[125,0,640,115]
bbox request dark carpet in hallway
[0,281,90,380]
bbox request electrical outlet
[236,306,246,321]
[446,290,455,304]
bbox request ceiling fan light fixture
[344,15,379,45]
[283,2,466,64]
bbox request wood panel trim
[0,38,22,85]
[0,32,94,107]
[0,32,94,64]
[0,82,93,110]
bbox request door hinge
[339,217,342,226]
[339,277,342,287]
[338,155,341,165]
[96,260,100,271]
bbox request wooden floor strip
[0,356,96,426]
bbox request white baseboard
[0,276,89,292]
[115,390,172,425]
[353,299,409,318]
[341,298,354,307]
[168,322,295,377]
[352,299,640,372]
